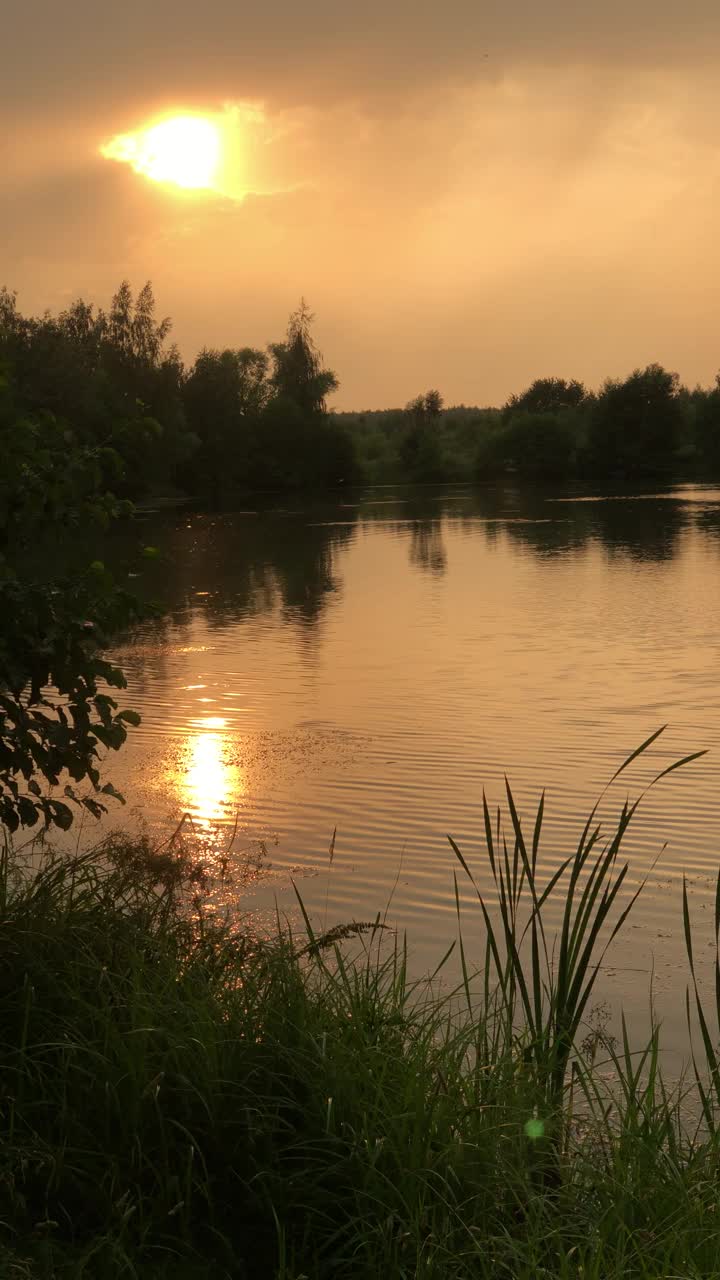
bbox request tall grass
[0,733,719,1277]
[450,726,706,1109]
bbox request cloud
[5,2,720,405]
[6,0,720,124]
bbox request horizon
[4,278,720,415]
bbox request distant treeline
[3,282,720,523]
[339,372,720,485]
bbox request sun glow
[101,114,221,190]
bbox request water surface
[102,484,720,1049]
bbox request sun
[101,114,221,191]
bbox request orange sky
[4,1,720,408]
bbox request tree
[183,348,270,493]
[475,411,578,482]
[0,282,195,497]
[399,390,447,481]
[502,413,578,481]
[693,377,720,473]
[252,302,357,491]
[405,390,444,427]
[585,364,683,479]
[269,300,338,415]
[502,377,586,422]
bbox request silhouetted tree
[247,301,357,491]
[585,364,683,479]
[502,377,586,422]
[405,390,444,427]
[252,397,358,490]
[693,377,720,473]
[183,348,269,493]
[5,279,716,498]
[399,390,447,481]
[506,413,578,481]
[476,412,579,482]
[269,300,338,415]
[0,282,194,495]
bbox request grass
[1,732,720,1277]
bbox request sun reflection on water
[180,718,243,827]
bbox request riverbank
[2,807,720,1280]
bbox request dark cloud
[7,0,720,120]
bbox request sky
[4,0,720,409]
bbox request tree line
[344,370,720,486]
[0,283,357,523]
[3,281,720,516]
